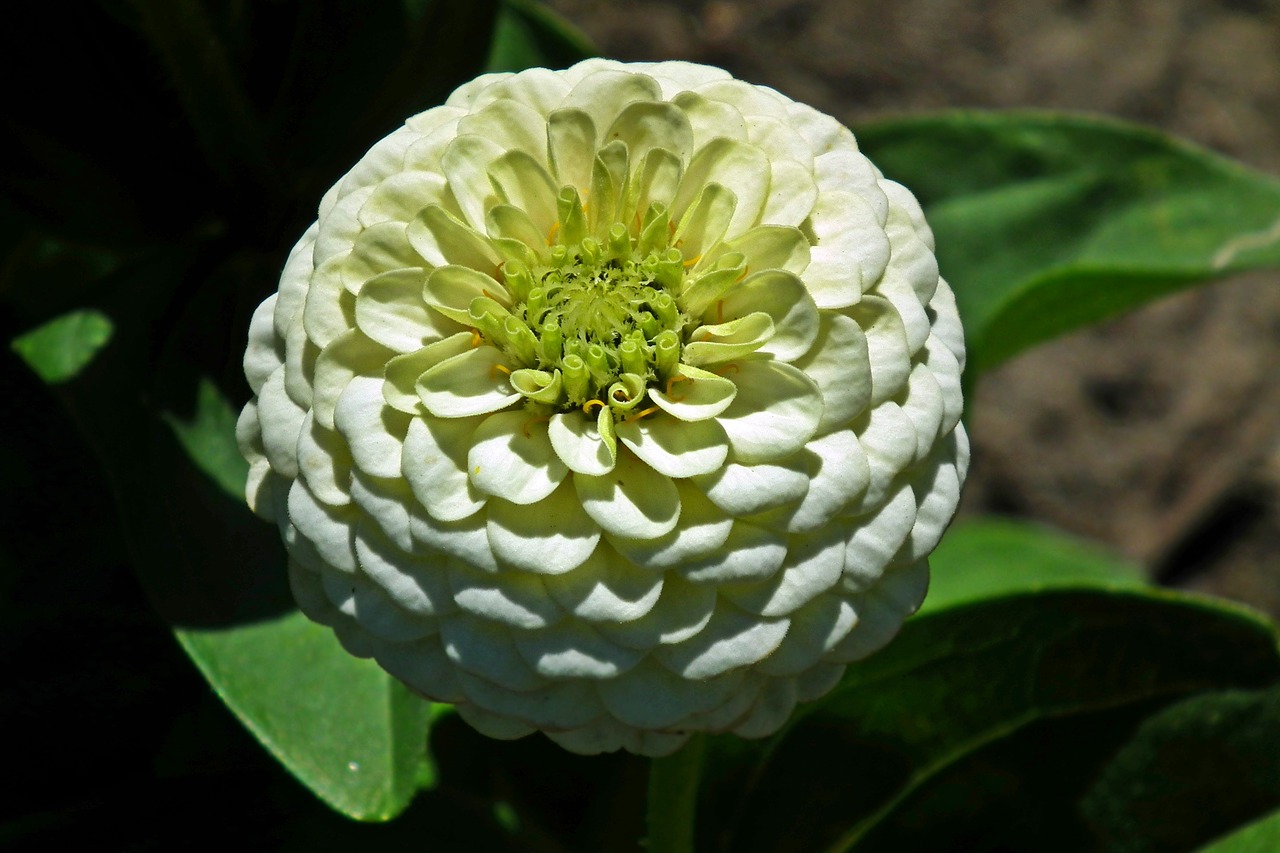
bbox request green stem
[646,734,707,853]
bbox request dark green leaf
[10,309,114,384]
[485,0,596,73]
[922,517,1145,614]
[1083,685,1280,852]
[1198,808,1280,852]
[706,590,1280,853]
[857,112,1280,374]
[178,613,437,821]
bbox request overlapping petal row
[238,58,968,756]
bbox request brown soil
[549,0,1280,616]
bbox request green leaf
[11,309,114,384]
[922,517,1146,614]
[485,0,596,73]
[177,613,436,821]
[707,590,1280,853]
[856,112,1280,375]
[162,377,248,498]
[1198,808,1280,853]
[1083,685,1280,852]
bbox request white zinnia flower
[238,59,968,756]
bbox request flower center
[472,199,695,415]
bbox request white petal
[486,480,601,574]
[295,411,352,507]
[416,345,521,418]
[448,558,561,629]
[814,149,888,224]
[670,91,748,152]
[487,150,559,237]
[851,401,918,513]
[694,454,809,517]
[402,414,486,522]
[257,365,307,478]
[302,256,355,349]
[608,480,733,569]
[673,137,770,236]
[574,449,681,539]
[355,520,455,617]
[843,483,918,592]
[905,441,963,561]
[311,329,394,431]
[359,171,448,226]
[803,190,888,309]
[849,295,913,406]
[441,134,505,231]
[547,108,597,194]
[515,619,644,679]
[543,542,664,623]
[561,69,662,138]
[830,559,928,663]
[407,204,502,272]
[439,613,546,691]
[597,658,742,729]
[548,409,617,475]
[470,67,571,116]
[409,507,499,573]
[761,158,818,228]
[287,479,357,573]
[648,364,737,422]
[605,100,695,179]
[655,603,789,679]
[376,637,463,703]
[334,375,408,481]
[754,429,869,533]
[244,294,283,394]
[899,362,945,461]
[755,595,857,677]
[596,573,717,650]
[467,409,567,504]
[791,312,872,434]
[679,520,787,583]
[714,269,819,363]
[458,97,548,163]
[715,359,823,464]
[457,671,603,731]
[321,564,432,642]
[721,525,845,617]
[616,414,728,478]
[355,268,457,353]
[349,473,416,553]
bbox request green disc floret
[472,199,694,413]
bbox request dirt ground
[548,0,1280,615]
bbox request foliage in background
[3,1,1279,849]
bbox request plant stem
[645,734,706,853]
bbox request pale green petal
[754,429,869,534]
[814,149,889,225]
[605,100,695,179]
[682,312,774,367]
[416,345,521,418]
[355,268,456,353]
[696,78,791,119]
[486,480,601,574]
[402,414,486,522]
[439,614,546,691]
[467,409,567,504]
[244,294,282,395]
[843,484,918,592]
[701,224,810,277]
[273,226,317,340]
[302,256,356,349]
[295,411,352,507]
[597,657,741,729]
[236,401,281,520]
[694,454,808,517]
[358,170,448,226]
[544,542,664,623]
[320,564,432,642]
[616,414,728,478]
[607,481,733,569]
[596,574,716,650]
[548,409,617,475]
[487,149,559,237]
[803,190,888,309]
[336,125,416,197]
[754,595,856,677]
[639,60,733,98]
[470,67,571,116]
[486,203,548,255]
[882,179,935,251]
[383,332,472,414]
[403,115,462,171]
[441,134,505,231]
[899,362,945,461]
[654,603,789,679]
[449,559,561,629]
[515,620,644,679]
[461,671,603,732]
[547,108,597,194]
[311,329,393,430]
[746,115,816,170]
[562,69,662,138]
[673,182,737,261]
[648,363,737,422]
[904,436,964,561]
[715,359,823,464]
[407,204,502,272]
[257,365,306,477]
[632,147,683,218]
[287,479,357,573]
[720,526,844,617]
[848,295,912,406]
[424,263,510,326]
[672,90,750,156]
[679,520,787,583]
[343,222,424,293]
[673,137,770,237]
[791,312,872,434]
[589,140,629,237]
[458,97,548,163]
[713,269,819,363]
[454,704,538,741]
[575,448,681,539]
[355,520,455,617]
[761,158,819,227]
[849,401,917,514]
[283,317,317,409]
[409,507,499,573]
[313,185,373,264]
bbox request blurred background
[547,0,1280,617]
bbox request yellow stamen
[546,221,559,245]
[716,299,724,325]
[582,399,605,415]
[521,414,551,438]
[624,406,660,424]
[683,253,703,269]
[714,363,740,377]
[470,330,484,348]
[664,375,693,402]
[490,363,512,381]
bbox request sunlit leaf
[1197,808,1280,853]
[922,517,1145,614]
[857,112,1280,375]
[11,309,114,384]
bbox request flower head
[238,59,968,755]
